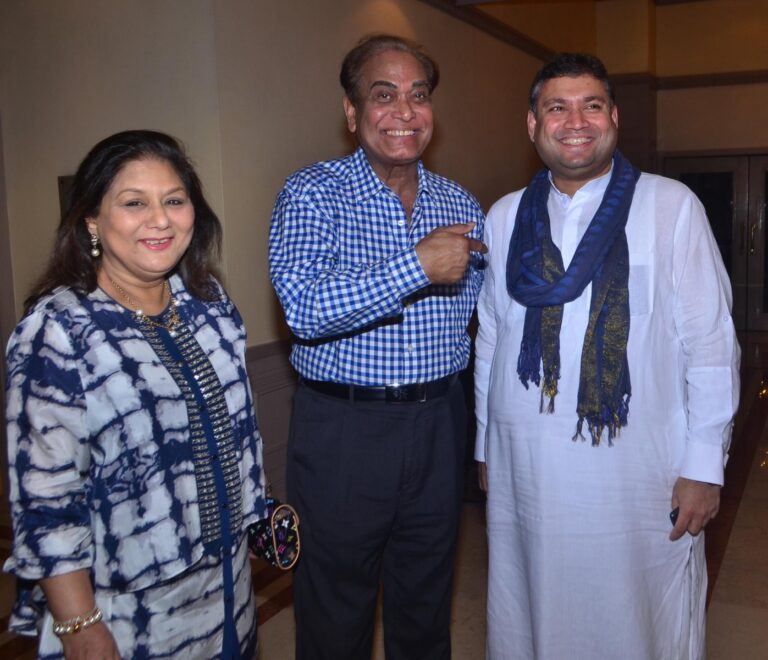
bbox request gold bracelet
[52,606,103,636]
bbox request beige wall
[658,83,768,153]
[481,1,596,54]
[655,0,768,155]
[657,0,768,76]
[0,0,225,316]
[476,0,768,161]
[596,0,655,74]
[0,0,541,346]
[617,0,768,157]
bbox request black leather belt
[301,373,458,403]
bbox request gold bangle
[52,606,103,636]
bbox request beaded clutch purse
[247,496,301,571]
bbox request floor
[704,370,768,659]
[1,370,767,659]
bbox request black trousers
[288,380,467,660]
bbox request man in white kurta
[475,54,740,660]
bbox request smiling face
[527,74,618,196]
[343,49,434,182]
[86,157,194,290]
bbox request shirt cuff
[388,248,431,298]
[678,440,727,486]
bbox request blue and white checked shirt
[269,147,484,385]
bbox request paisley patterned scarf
[506,151,640,445]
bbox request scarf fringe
[539,388,556,414]
[572,394,631,446]
[517,343,541,391]
[539,372,559,414]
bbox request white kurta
[474,169,740,660]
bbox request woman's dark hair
[529,52,614,113]
[340,34,440,106]
[25,129,222,311]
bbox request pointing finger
[440,222,476,234]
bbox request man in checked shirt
[269,34,486,660]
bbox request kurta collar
[548,160,614,208]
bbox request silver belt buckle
[385,383,426,403]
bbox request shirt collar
[345,147,432,203]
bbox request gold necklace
[108,276,183,338]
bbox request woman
[4,130,267,659]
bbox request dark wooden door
[664,155,768,366]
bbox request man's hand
[60,621,121,660]
[415,222,487,284]
[477,461,488,492]
[669,476,721,541]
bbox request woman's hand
[60,622,121,660]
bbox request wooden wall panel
[613,74,658,173]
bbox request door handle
[750,223,758,254]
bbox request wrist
[52,605,103,636]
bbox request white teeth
[386,130,415,136]
[562,137,590,145]
[145,239,168,245]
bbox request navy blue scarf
[506,151,640,444]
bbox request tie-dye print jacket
[3,275,267,621]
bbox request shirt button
[397,220,405,227]
[406,344,414,353]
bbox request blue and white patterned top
[4,275,267,598]
[269,147,485,385]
